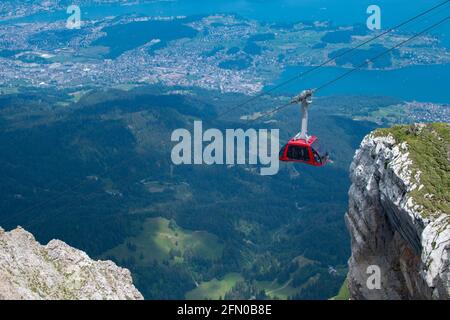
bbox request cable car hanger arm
[290,89,315,141]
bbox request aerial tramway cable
[217,0,450,119]
[249,15,450,123]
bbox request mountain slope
[0,226,143,300]
[346,123,449,299]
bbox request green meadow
[103,217,223,265]
[185,273,244,300]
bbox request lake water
[266,63,450,104]
[7,0,449,29]
[7,0,448,47]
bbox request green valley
[0,84,444,300]
[103,217,223,265]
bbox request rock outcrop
[346,123,449,299]
[0,226,143,300]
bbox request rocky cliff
[346,123,449,300]
[0,226,143,300]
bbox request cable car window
[311,140,324,154]
[279,145,287,158]
[312,149,322,164]
[287,146,310,161]
[311,140,328,159]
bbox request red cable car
[279,89,329,166]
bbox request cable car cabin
[279,135,328,166]
[279,89,328,167]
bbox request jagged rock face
[0,226,143,300]
[346,130,449,300]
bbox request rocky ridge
[346,123,449,299]
[0,226,143,300]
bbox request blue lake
[266,63,450,104]
[6,0,448,46]
[6,0,449,29]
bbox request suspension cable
[249,16,449,122]
[216,0,450,119]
